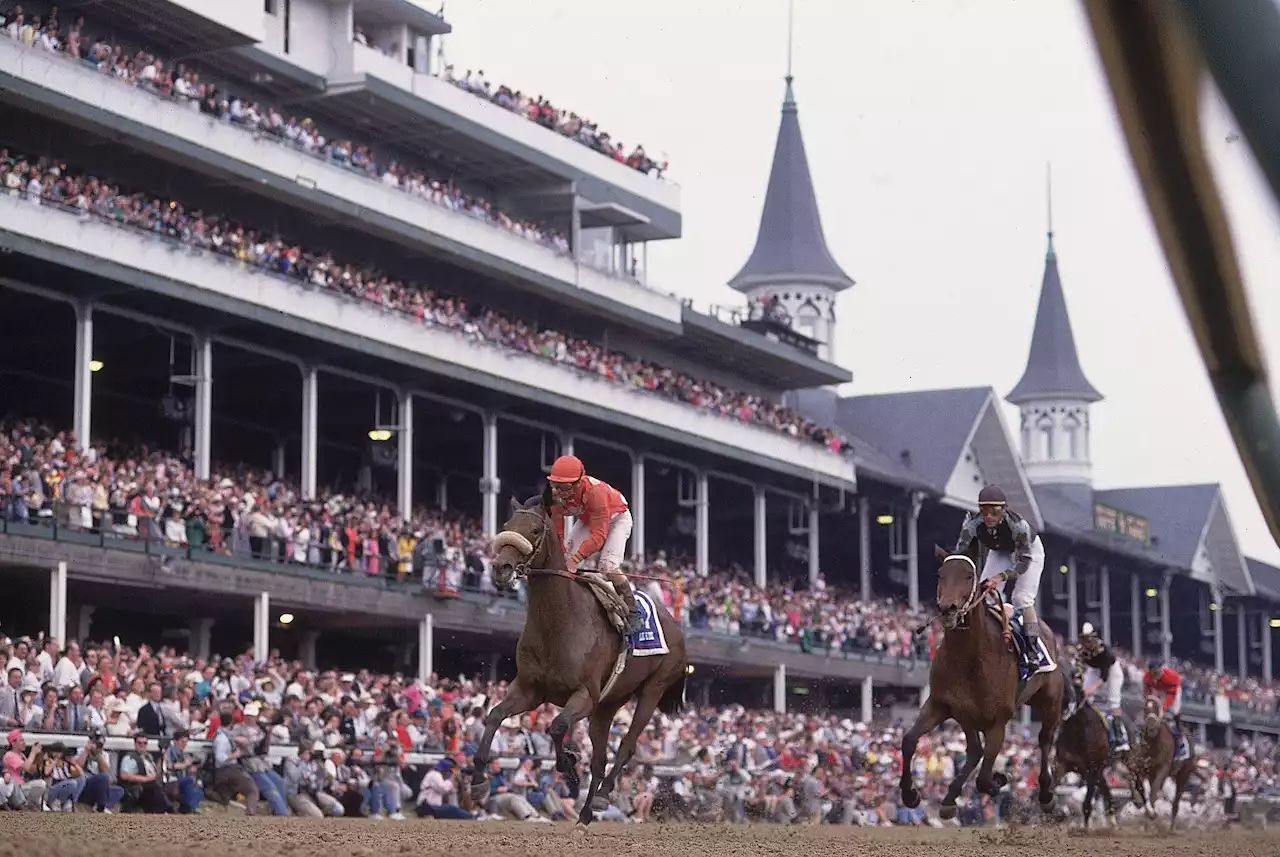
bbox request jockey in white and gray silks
[954,485,1050,666]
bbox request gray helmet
[977,485,1008,506]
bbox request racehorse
[1126,695,1194,828]
[1054,695,1118,828]
[899,546,1066,819]
[470,494,689,828]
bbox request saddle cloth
[982,598,1053,679]
[575,576,668,655]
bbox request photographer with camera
[117,732,171,813]
[232,702,288,815]
[75,728,123,812]
[207,703,261,813]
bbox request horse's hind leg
[899,696,948,809]
[1099,766,1117,826]
[1081,768,1099,829]
[1034,699,1061,811]
[939,724,983,821]
[577,700,623,827]
[549,687,596,799]
[1169,762,1192,831]
[470,677,541,803]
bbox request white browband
[943,554,977,571]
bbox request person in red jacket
[1143,658,1189,760]
[545,455,642,634]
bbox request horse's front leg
[469,678,541,803]
[899,696,949,809]
[940,724,983,820]
[1036,709,1060,811]
[975,720,1008,798]
[576,703,621,828]
[549,687,596,799]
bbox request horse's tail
[657,663,690,716]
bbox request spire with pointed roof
[1007,233,1103,405]
[1009,209,1103,501]
[729,75,854,294]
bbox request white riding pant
[564,509,633,572]
[1083,662,1125,711]
[979,535,1046,612]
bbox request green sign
[1094,503,1150,544]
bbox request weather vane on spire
[1046,161,1055,251]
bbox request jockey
[1143,657,1190,760]
[545,454,644,634]
[1077,622,1129,751]
[955,485,1055,675]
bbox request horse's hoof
[1107,812,1118,828]
[469,780,489,803]
[590,795,611,813]
[939,803,957,821]
[991,772,1009,790]
[573,822,591,837]
[977,779,1000,798]
[901,787,920,809]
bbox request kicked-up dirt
[0,814,1272,857]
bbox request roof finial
[784,0,796,103]
[1046,161,1055,255]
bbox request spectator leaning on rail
[954,484,1055,676]
[544,454,643,634]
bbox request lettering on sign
[1093,503,1150,544]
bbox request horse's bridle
[495,507,549,580]
[940,553,981,628]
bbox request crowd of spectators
[438,64,667,178]
[5,416,1280,715]
[0,4,574,260]
[0,634,1269,824]
[0,143,854,456]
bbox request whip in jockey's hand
[546,454,644,635]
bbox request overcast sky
[435,0,1280,565]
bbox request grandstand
[0,0,1277,824]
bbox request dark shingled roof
[1007,236,1103,405]
[1093,484,1220,569]
[1247,558,1280,601]
[729,77,854,293]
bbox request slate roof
[1093,484,1220,570]
[837,388,991,490]
[1007,237,1103,405]
[729,77,854,293]
[1247,558,1280,601]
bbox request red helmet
[547,455,585,484]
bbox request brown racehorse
[1054,698,1118,828]
[900,546,1066,818]
[471,494,689,828]
[1126,695,1194,828]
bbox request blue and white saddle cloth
[627,592,669,657]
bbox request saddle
[576,571,629,634]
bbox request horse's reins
[913,554,1012,647]
[492,509,683,583]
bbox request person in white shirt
[415,759,472,819]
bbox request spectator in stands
[117,732,171,812]
[209,710,261,813]
[416,757,472,819]
[1,729,46,810]
[164,730,205,813]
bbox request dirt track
[0,815,1271,857]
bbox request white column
[630,454,645,560]
[418,614,434,685]
[436,478,448,512]
[190,618,214,661]
[861,675,874,725]
[1021,706,1031,726]
[481,412,500,537]
[300,367,318,499]
[1213,586,1225,673]
[72,301,93,450]
[413,34,428,72]
[398,393,414,521]
[1237,606,1248,679]
[695,471,709,577]
[193,334,213,480]
[1130,574,1142,656]
[1099,564,1112,643]
[807,505,820,587]
[76,604,96,643]
[49,561,67,645]
[858,497,871,602]
[253,592,270,662]
[920,683,930,707]
[298,631,319,671]
[1262,613,1273,683]
[1066,557,1079,641]
[907,492,923,610]
[753,487,767,589]
[773,663,786,713]
[1160,575,1172,663]
[272,443,286,480]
